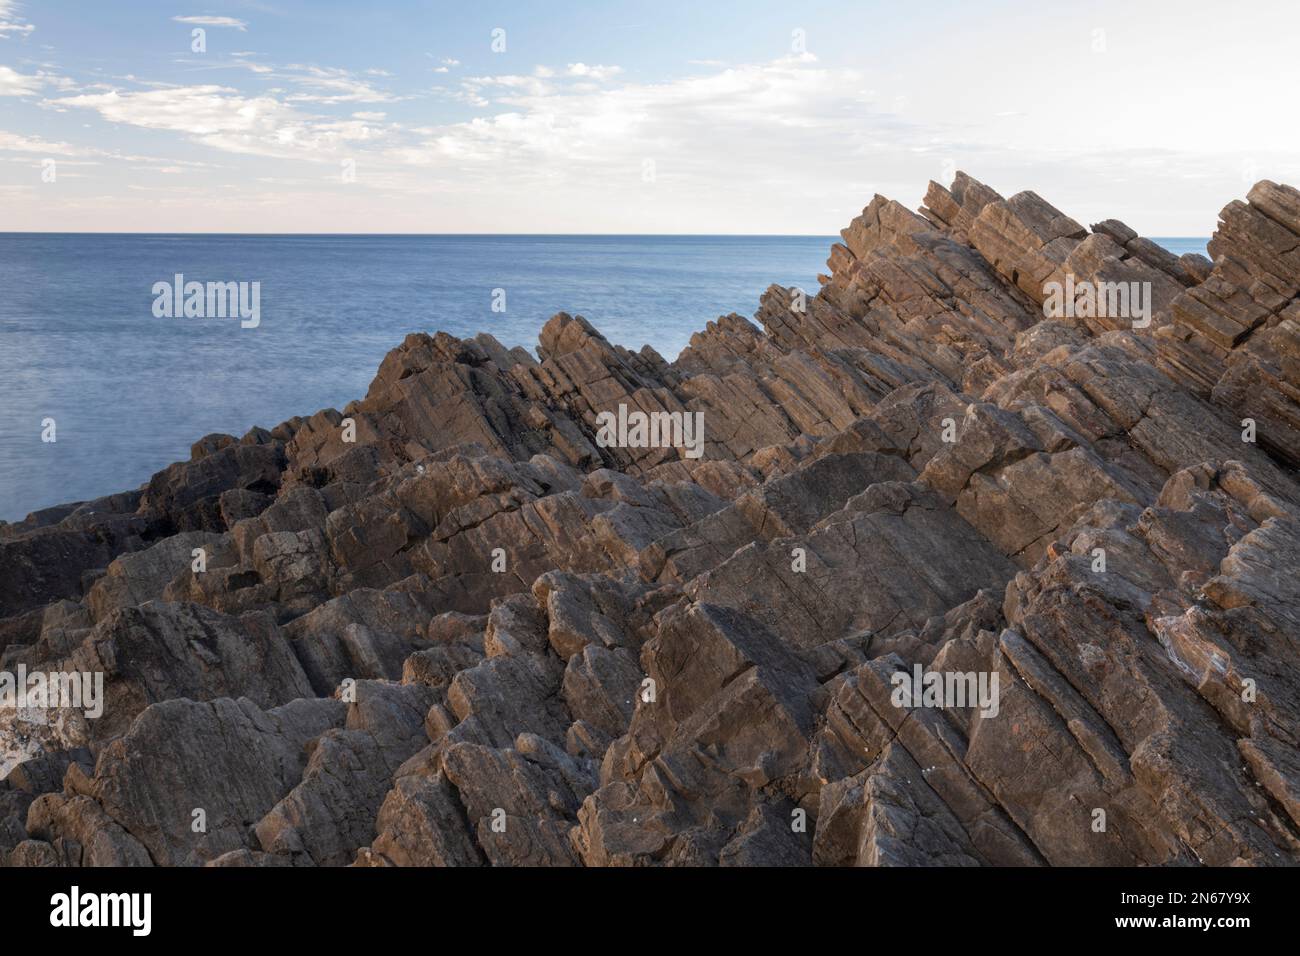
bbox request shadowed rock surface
[3,173,1298,867]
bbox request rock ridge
[2,172,1298,867]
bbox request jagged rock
[5,171,1299,869]
[1157,181,1300,466]
[253,680,436,865]
[362,768,484,867]
[86,531,234,623]
[86,697,346,866]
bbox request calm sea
[0,234,1209,521]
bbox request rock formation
[2,173,1298,867]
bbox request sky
[1,0,1298,235]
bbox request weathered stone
[6,171,1300,869]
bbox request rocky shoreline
[2,172,1297,867]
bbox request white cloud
[280,64,396,104]
[0,64,41,94]
[0,0,32,37]
[459,73,555,100]
[0,129,211,170]
[16,17,1300,236]
[411,56,886,170]
[353,53,997,233]
[566,63,621,81]
[49,84,382,160]
[174,54,279,77]
[172,15,247,30]
[0,129,75,152]
[51,85,284,136]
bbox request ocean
[0,234,1209,522]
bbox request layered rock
[3,173,1298,868]
[1156,181,1300,468]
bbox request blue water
[1151,238,1210,258]
[0,234,1212,522]
[0,234,835,521]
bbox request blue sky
[2,0,1298,233]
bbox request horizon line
[0,230,1213,239]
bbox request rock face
[3,173,1299,868]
